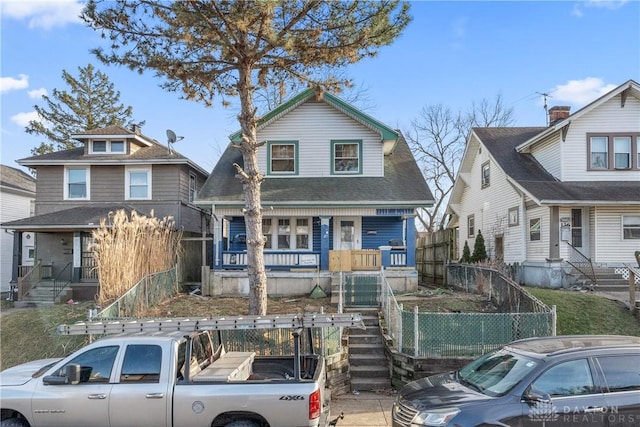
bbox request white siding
[456,142,527,263]
[530,132,561,179]
[0,191,35,291]
[256,101,384,177]
[593,206,640,264]
[561,95,640,181]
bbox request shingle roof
[0,204,149,230]
[198,133,434,207]
[0,165,36,193]
[475,127,640,204]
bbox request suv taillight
[309,389,321,419]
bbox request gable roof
[71,125,154,146]
[0,165,36,195]
[229,88,399,145]
[473,127,640,205]
[197,133,433,208]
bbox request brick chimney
[548,106,570,126]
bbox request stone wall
[325,343,351,396]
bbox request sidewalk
[330,391,396,426]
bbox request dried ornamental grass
[91,209,183,307]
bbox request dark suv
[392,335,640,427]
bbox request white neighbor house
[447,79,640,288]
[0,165,36,293]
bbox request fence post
[398,303,403,353]
[414,305,419,357]
[629,268,637,316]
[551,305,557,336]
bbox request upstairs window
[189,173,197,203]
[588,133,639,170]
[64,167,90,200]
[268,141,297,175]
[90,140,126,154]
[332,141,362,174]
[481,161,490,188]
[126,166,151,200]
[467,214,475,238]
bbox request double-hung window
[268,141,298,175]
[332,140,362,174]
[64,166,90,200]
[613,137,631,169]
[588,133,639,170]
[189,173,197,203]
[481,161,490,188]
[622,215,640,240]
[126,166,151,200]
[467,215,475,238]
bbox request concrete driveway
[331,391,395,426]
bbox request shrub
[471,230,487,263]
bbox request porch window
[467,214,475,238]
[529,218,541,241]
[64,166,90,200]
[262,219,273,248]
[264,217,312,250]
[332,140,362,174]
[481,161,490,188]
[268,141,298,175]
[126,166,151,200]
[622,215,640,240]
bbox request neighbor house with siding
[446,79,640,288]
[195,88,434,295]
[1,125,209,302]
[0,165,36,294]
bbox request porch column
[213,215,223,270]
[319,216,331,270]
[73,232,81,282]
[547,206,561,262]
[404,214,417,267]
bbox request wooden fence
[416,229,452,285]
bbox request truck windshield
[457,349,538,396]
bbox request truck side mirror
[43,364,81,386]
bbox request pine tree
[471,230,487,263]
[26,64,137,155]
[460,241,471,263]
[83,1,411,315]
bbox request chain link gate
[343,273,380,307]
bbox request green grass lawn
[525,287,640,336]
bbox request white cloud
[550,77,617,105]
[0,74,29,93]
[1,0,84,30]
[28,88,48,99]
[11,111,40,127]
[572,0,628,17]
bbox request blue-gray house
[196,89,434,295]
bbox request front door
[333,217,361,250]
[571,208,589,256]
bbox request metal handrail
[53,262,73,302]
[565,242,597,286]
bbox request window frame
[508,207,519,227]
[64,166,90,200]
[331,140,362,175]
[622,215,640,240]
[481,161,490,188]
[263,216,313,251]
[467,214,475,238]
[529,218,541,241]
[89,139,126,154]
[267,141,298,175]
[125,166,152,200]
[587,132,640,171]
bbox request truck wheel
[225,420,260,427]
[1,419,29,427]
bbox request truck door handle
[88,394,107,400]
[145,393,164,399]
[584,407,605,413]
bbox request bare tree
[407,94,514,231]
[83,0,410,315]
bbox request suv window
[120,345,162,383]
[597,354,640,393]
[531,359,595,397]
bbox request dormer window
[90,140,126,154]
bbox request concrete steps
[21,280,72,305]
[345,308,392,392]
[573,267,632,292]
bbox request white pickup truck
[0,314,363,427]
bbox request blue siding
[362,216,403,248]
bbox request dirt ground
[143,286,497,317]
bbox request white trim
[125,165,152,200]
[89,139,126,154]
[63,166,90,200]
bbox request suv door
[32,345,119,427]
[521,358,606,427]
[595,354,640,427]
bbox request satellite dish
[166,129,177,143]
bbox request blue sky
[1,0,638,173]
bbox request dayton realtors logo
[528,401,559,424]
[529,403,636,425]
